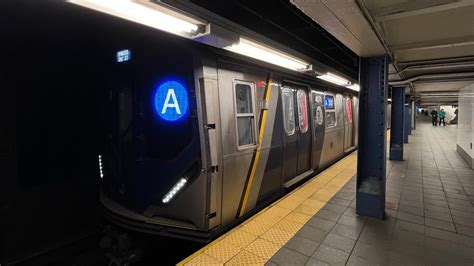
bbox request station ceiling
[59,0,473,106]
[291,0,474,106]
[190,0,360,79]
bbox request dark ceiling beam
[173,0,359,78]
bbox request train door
[310,90,325,169]
[343,96,354,150]
[352,96,359,147]
[198,77,222,229]
[281,84,311,183]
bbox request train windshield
[145,80,195,160]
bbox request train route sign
[154,81,189,121]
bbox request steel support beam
[390,87,405,161]
[356,56,388,219]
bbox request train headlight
[162,178,187,203]
[98,155,104,179]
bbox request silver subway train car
[100,32,358,242]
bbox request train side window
[326,112,336,127]
[325,95,336,128]
[297,90,308,133]
[282,87,295,135]
[235,83,253,114]
[234,81,256,147]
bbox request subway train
[99,19,359,242]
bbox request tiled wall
[457,84,474,167]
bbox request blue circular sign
[154,81,189,121]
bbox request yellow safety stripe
[178,153,358,265]
[238,78,272,217]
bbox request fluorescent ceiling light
[346,83,360,92]
[67,0,201,36]
[225,38,310,71]
[317,72,350,86]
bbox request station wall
[457,83,474,169]
[440,105,458,124]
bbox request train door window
[325,95,336,127]
[312,92,324,126]
[297,90,308,133]
[234,81,256,147]
[346,97,353,123]
[282,87,295,135]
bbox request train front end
[99,41,214,241]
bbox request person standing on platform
[431,109,438,126]
[438,109,446,126]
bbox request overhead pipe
[396,56,474,66]
[355,0,393,60]
[420,93,459,97]
[389,72,474,86]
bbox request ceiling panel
[364,0,456,15]
[395,44,474,62]
[291,0,385,56]
[291,0,473,103]
[415,80,474,92]
[382,6,474,46]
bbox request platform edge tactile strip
[178,152,357,266]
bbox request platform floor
[180,119,474,265]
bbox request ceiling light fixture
[317,72,351,86]
[225,38,310,72]
[346,83,360,92]
[67,0,203,37]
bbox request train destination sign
[116,49,131,62]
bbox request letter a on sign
[154,80,189,121]
[161,89,181,115]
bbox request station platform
[179,120,474,265]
